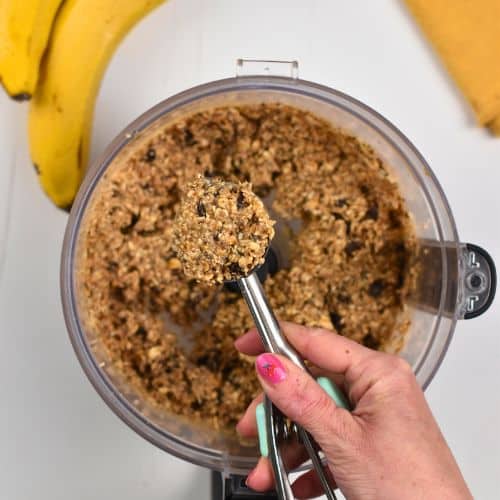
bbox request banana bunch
[0,0,165,209]
[0,0,64,99]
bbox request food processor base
[211,471,278,499]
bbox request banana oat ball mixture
[172,176,275,284]
[79,103,417,430]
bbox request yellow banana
[28,0,165,209]
[0,0,64,99]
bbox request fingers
[308,366,346,392]
[237,365,346,438]
[254,353,355,448]
[242,350,347,497]
[245,457,274,492]
[245,446,337,499]
[236,321,378,386]
[292,467,337,499]
[247,459,337,500]
[234,326,263,356]
[236,393,263,438]
[246,442,309,492]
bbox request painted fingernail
[256,353,287,384]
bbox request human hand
[235,322,472,500]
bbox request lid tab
[236,59,298,79]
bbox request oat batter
[78,103,417,430]
[173,176,275,284]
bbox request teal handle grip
[255,377,351,457]
[316,377,351,410]
[256,402,269,457]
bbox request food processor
[60,60,496,499]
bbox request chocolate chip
[190,400,203,410]
[359,184,370,195]
[222,360,238,380]
[228,262,243,276]
[337,293,351,304]
[365,205,379,221]
[332,212,352,234]
[196,201,206,217]
[397,254,407,269]
[389,210,401,228]
[145,148,156,162]
[110,286,125,302]
[142,361,152,377]
[120,212,140,234]
[215,387,223,403]
[394,242,406,253]
[137,229,159,237]
[107,261,118,272]
[335,198,348,207]
[223,293,240,305]
[345,240,362,256]
[184,129,196,146]
[396,272,405,289]
[236,191,248,210]
[135,326,147,339]
[368,279,385,297]
[329,311,343,332]
[362,333,380,350]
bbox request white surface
[0,97,18,283]
[1,0,499,498]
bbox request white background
[1,0,499,498]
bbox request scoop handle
[238,272,337,500]
[238,272,305,368]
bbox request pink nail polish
[256,353,287,384]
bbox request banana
[0,0,64,99]
[28,0,165,209]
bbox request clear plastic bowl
[61,69,495,474]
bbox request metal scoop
[230,259,338,500]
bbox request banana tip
[59,203,73,213]
[11,92,32,102]
[0,79,32,101]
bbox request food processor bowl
[61,60,496,476]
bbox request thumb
[255,353,355,450]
